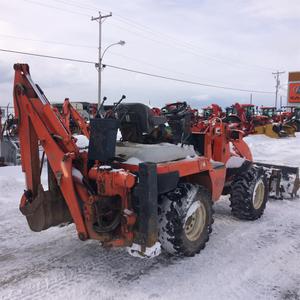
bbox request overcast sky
[0,0,299,109]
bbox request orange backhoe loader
[12,64,299,258]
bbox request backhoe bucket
[254,123,296,138]
[19,164,72,232]
[20,185,72,231]
[255,162,299,199]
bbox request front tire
[158,183,213,256]
[229,166,268,220]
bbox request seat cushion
[116,142,196,164]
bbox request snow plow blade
[255,162,299,199]
[254,123,296,138]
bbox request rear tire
[158,183,213,256]
[229,166,268,220]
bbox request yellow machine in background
[254,123,295,138]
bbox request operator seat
[116,103,167,143]
[115,103,197,163]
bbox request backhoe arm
[13,64,88,239]
[62,98,90,138]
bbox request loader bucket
[255,162,299,199]
[254,125,267,135]
[254,123,296,138]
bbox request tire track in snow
[2,197,300,300]
[0,234,178,300]
[1,135,300,300]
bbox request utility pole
[272,70,285,109]
[91,11,112,109]
[250,93,253,104]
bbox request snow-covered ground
[0,134,300,300]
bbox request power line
[0,33,202,81]
[109,21,261,73]
[0,48,95,64]
[23,0,90,17]
[97,5,276,73]
[111,17,276,72]
[23,0,278,72]
[0,33,97,49]
[0,32,260,86]
[104,63,274,94]
[46,0,276,72]
[51,0,95,12]
[50,0,109,13]
[0,48,274,94]
[0,33,247,86]
[108,51,237,85]
[24,0,234,70]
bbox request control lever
[112,95,126,114]
[96,96,107,118]
[102,95,126,119]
